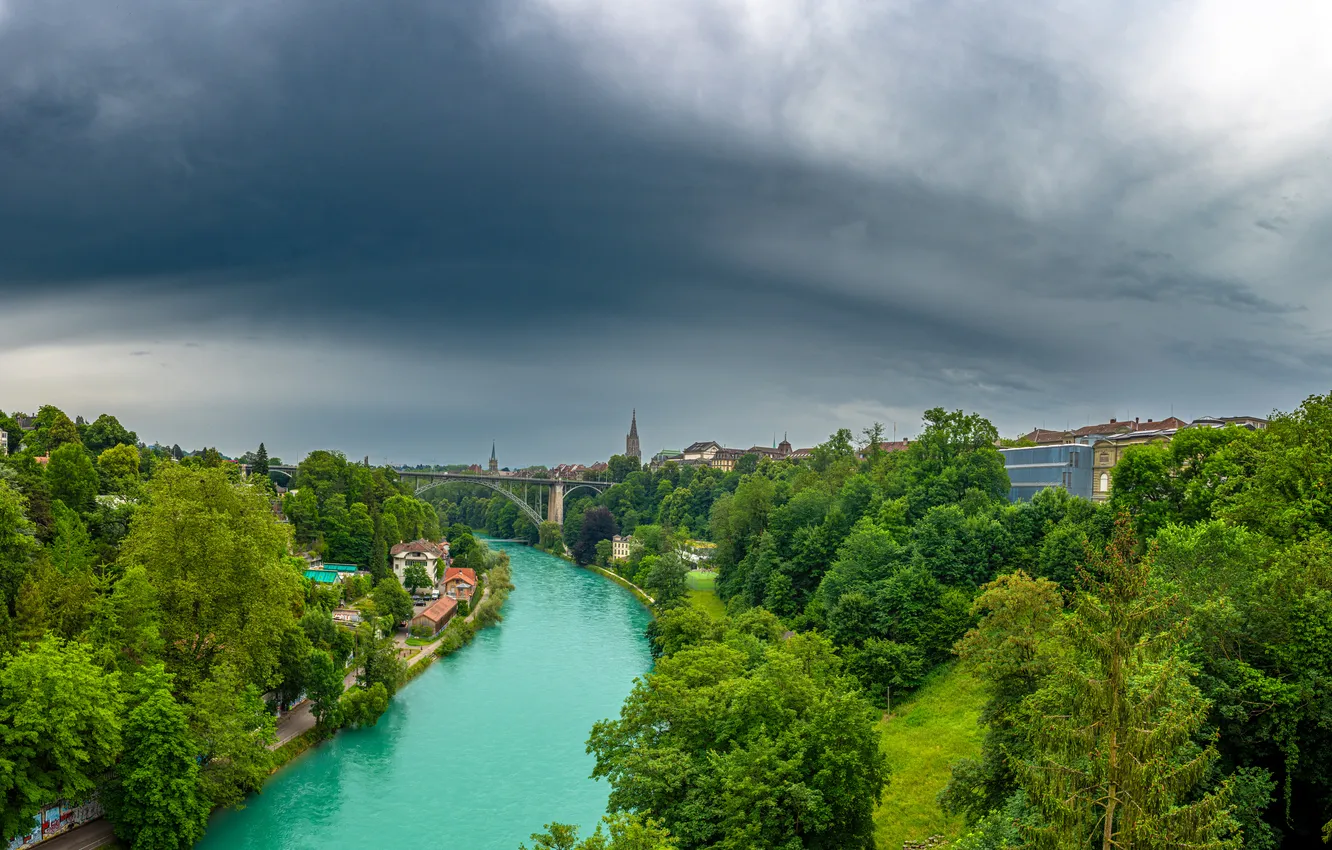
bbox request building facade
[442,567,478,601]
[0,429,6,456]
[998,443,1095,502]
[626,410,641,461]
[390,539,448,584]
[410,595,457,635]
[611,534,635,562]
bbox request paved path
[27,819,116,850]
[269,668,359,749]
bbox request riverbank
[535,543,656,610]
[195,540,653,849]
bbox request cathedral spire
[626,410,641,461]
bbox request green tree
[254,442,270,478]
[588,634,886,850]
[539,521,564,554]
[372,578,414,628]
[403,563,432,594]
[0,637,124,841]
[0,480,39,610]
[357,634,405,699]
[105,672,209,850]
[643,552,689,609]
[188,664,276,809]
[306,649,344,730]
[340,682,390,728]
[1018,518,1234,850]
[81,413,138,455]
[32,405,81,454]
[98,443,142,493]
[520,814,678,850]
[48,442,98,512]
[117,464,301,691]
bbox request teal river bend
[196,542,653,850]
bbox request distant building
[442,567,478,601]
[1022,417,1189,446]
[858,439,911,460]
[304,568,342,585]
[1191,415,1269,430]
[390,539,449,584]
[410,595,458,635]
[332,608,362,625]
[611,534,636,562]
[488,442,499,474]
[626,410,641,461]
[999,443,1095,503]
[0,429,6,456]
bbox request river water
[196,541,653,850]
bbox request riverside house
[441,567,478,602]
[391,539,449,585]
[411,595,458,636]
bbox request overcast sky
[1,0,1330,466]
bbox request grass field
[873,663,986,850]
[685,569,716,591]
[685,570,726,619]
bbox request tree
[105,673,210,850]
[82,413,138,455]
[188,664,276,809]
[306,650,344,731]
[1018,518,1234,850]
[539,521,564,554]
[0,637,124,841]
[520,814,679,850]
[588,634,886,849]
[372,578,414,628]
[575,506,618,566]
[47,442,98,512]
[98,443,142,493]
[340,682,390,728]
[357,634,405,699]
[643,552,689,609]
[254,442,270,479]
[403,563,432,595]
[116,464,301,692]
[0,480,39,610]
[32,405,81,454]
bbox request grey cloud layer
[1,0,1329,462]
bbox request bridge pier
[547,482,564,525]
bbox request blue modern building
[998,443,1094,502]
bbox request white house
[390,539,449,584]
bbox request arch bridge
[398,472,611,528]
[263,465,611,528]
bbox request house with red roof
[410,595,457,636]
[442,567,478,602]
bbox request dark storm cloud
[2,0,1331,462]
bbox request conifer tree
[1019,516,1235,850]
[254,442,269,479]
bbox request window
[1100,473,1110,493]
[1099,452,1110,464]
[1070,452,1080,468]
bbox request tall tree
[105,672,209,850]
[81,414,138,455]
[0,480,39,611]
[306,650,344,731]
[98,443,142,493]
[0,637,124,841]
[188,663,276,809]
[1018,518,1234,850]
[575,507,618,565]
[47,442,98,512]
[117,464,301,691]
[402,563,431,595]
[254,442,270,478]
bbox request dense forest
[0,405,496,850]
[518,401,1332,849]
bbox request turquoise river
[196,541,653,850]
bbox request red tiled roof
[414,595,457,626]
[443,567,477,586]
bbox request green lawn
[687,588,727,619]
[685,569,717,591]
[874,663,986,850]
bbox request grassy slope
[685,570,725,618]
[874,663,986,850]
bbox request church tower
[489,441,498,474]
[626,410,641,461]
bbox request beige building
[390,539,449,584]
[1090,430,1177,501]
[611,534,636,562]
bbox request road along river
[196,541,653,850]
